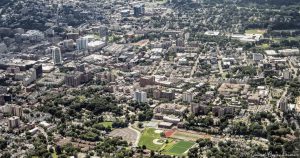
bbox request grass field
[163,141,195,155]
[100,122,113,128]
[138,128,164,151]
[258,43,270,49]
[51,152,58,158]
[273,36,300,42]
[245,29,266,35]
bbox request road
[218,60,224,74]
[217,46,224,75]
[190,54,201,78]
[288,57,298,78]
[128,125,141,147]
[277,86,288,109]
[152,60,163,75]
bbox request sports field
[163,141,195,155]
[170,131,210,141]
[138,128,164,151]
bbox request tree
[0,152,11,158]
[56,145,62,155]
[138,122,143,128]
[150,150,155,157]
[49,147,54,153]
[0,139,7,150]
[142,145,146,150]
[188,147,199,158]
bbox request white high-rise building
[283,70,291,80]
[46,46,62,65]
[23,68,37,86]
[182,92,194,103]
[76,37,89,50]
[134,91,147,103]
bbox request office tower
[33,64,43,78]
[46,46,62,65]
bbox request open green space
[99,121,113,128]
[272,36,300,43]
[287,36,300,41]
[51,152,58,158]
[163,141,195,155]
[258,43,270,49]
[162,140,176,151]
[138,128,164,151]
[245,29,266,35]
[171,131,204,141]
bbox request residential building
[153,89,175,101]
[133,91,147,103]
[182,92,193,103]
[140,76,155,87]
[133,4,145,16]
[253,53,264,61]
[191,103,210,115]
[155,103,187,116]
[65,74,81,87]
[76,37,89,51]
[8,116,20,129]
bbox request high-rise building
[23,68,37,86]
[99,26,108,37]
[76,37,89,51]
[46,46,62,65]
[63,39,75,50]
[8,116,20,129]
[140,76,155,87]
[283,70,291,80]
[134,91,147,103]
[12,106,22,117]
[97,72,116,83]
[176,38,184,47]
[133,4,145,17]
[153,89,175,101]
[33,64,43,78]
[279,97,288,112]
[182,92,193,103]
[65,74,81,87]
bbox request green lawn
[258,43,270,49]
[99,122,113,128]
[164,141,195,155]
[288,36,300,41]
[245,29,266,35]
[272,36,300,43]
[162,140,176,151]
[138,128,163,151]
[51,152,58,158]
